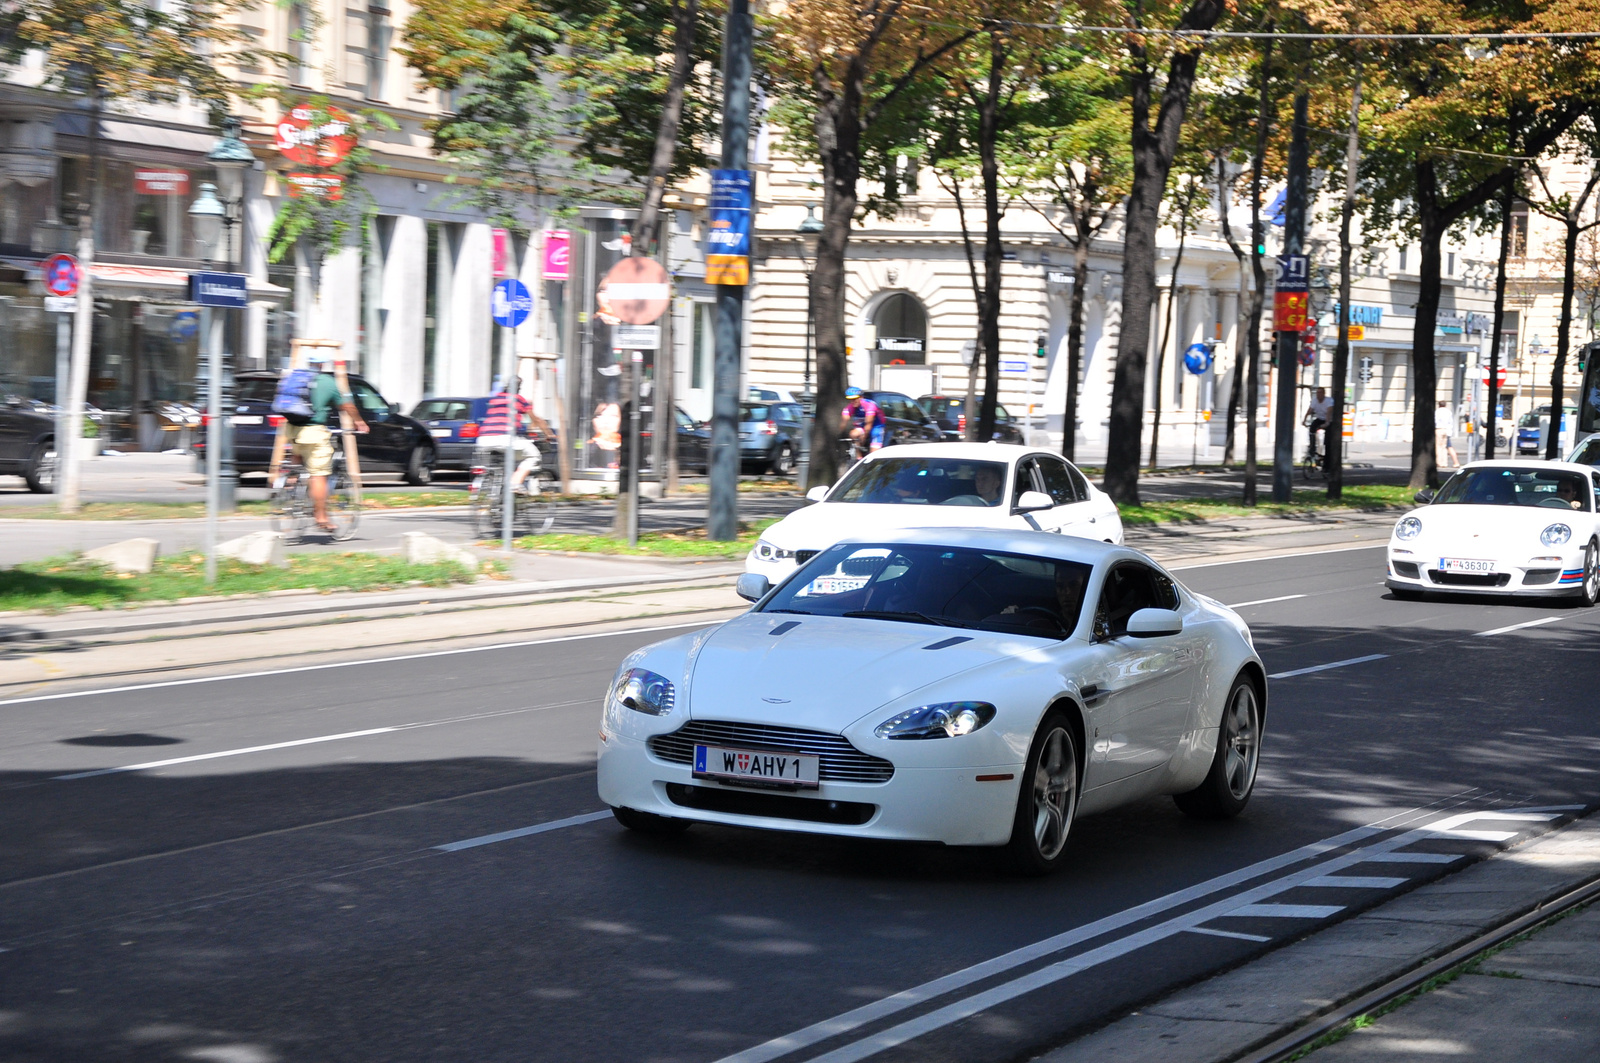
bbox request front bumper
[596,731,1022,846]
[744,551,803,584]
[1386,546,1586,595]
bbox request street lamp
[795,204,824,486]
[188,183,225,261]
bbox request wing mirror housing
[389,401,400,415]
[735,573,771,603]
[805,485,830,503]
[1015,490,1054,513]
[1413,488,1436,505]
[1125,608,1183,638]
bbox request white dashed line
[1225,594,1308,608]
[434,811,611,852]
[1475,616,1563,637]
[1268,654,1389,680]
[54,727,399,780]
[1183,926,1271,943]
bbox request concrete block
[83,538,158,574]
[217,530,287,567]
[400,532,478,571]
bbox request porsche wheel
[1581,541,1599,608]
[1175,673,1261,820]
[1006,712,1079,875]
[612,806,692,835]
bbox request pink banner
[542,230,570,281]
[492,228,509,277]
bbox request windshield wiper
[842,610,967,628]
[762,608,812,615]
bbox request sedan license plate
[693,744,819,789]
[232,415,263,425]
[431,428,453,438]
[1439,557,1494,573]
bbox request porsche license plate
[1438,557,1494,573]
[693,744,820,789]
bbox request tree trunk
[1487,177,1514,460]
[1548,216,1581,459]
[1216,156,1247,465]
[1328,64,1361,499]
[1243,40,1272,506]
[1409,160,1444,489]
[1150,192,1191,470]
[633,0,700,257]
[1062,213,1091,462]
[949,171,985,441]
[976,34,1006,443]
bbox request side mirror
[1413,488,1436,505]
[735,572,771,603]
[389,402,400,415]
[805,485,830,503]
[1125,608,1183,638]
[1015,490,1054,513]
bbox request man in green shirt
[288,353,367,532]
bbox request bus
[1573,345,1600,462]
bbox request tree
[1101,0,1227,505]
[1148,167,1205,469]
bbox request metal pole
[798,261,813,488]
[55,314,70,475]
[628,351,642,547]
[502,327,516,550]
[204,306,220,584]
[1272,91,1310,502]
[708,0,751,541]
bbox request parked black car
[916,394,1026,444]
[198,371,438,484]
[861,390,943,446]
[740,400,804,474]
[0,393,55,492]
[675,407,710,473]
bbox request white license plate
[431,428,453,438]
[1438,557,1494,573]
[693,744,820,789]
[232,415,263,425]
[808,575,869,595]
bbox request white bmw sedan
[746,443,1122,587]
[1386,460,1600,605]
[597,528,1265,874]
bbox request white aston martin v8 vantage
[1386,461,1600,604]
[597,528,1266,873]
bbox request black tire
[1005,711,1080,875]
[770,441,795,476]
[405,445,435,486]
[1580,541,1599,608]
[24,442,55,493]
[326,471,360,541]
[612,806,692,835]
[1174,673,1262,820]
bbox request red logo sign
[286,173,346,201]
[1273,291,1308,333]
[134,169,190,196]
[275,103,356,167]
[42,254,79,297]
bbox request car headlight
[874,701,996,740]
[1541,523,1573,547]
[1395,516,1423,541]
[751,539,794,562]
[610,668,676,716]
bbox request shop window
[871,292,927,366]
[367,7,392,101]
[289,2,313,85]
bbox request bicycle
[469,458,554,540]
[270,430,359,541]
[1300,425,1326,481]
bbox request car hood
[1400,504,1587,545]
[687,612,1040,730]
[764,499,1010,548]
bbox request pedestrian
[1436,399,1460,469]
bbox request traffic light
[1034,332,1048,359]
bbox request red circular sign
[42,253,79,297]
[596,257,671,325]
[275,103,356,167]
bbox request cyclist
[289,353,367,533]
[477,381,550,495]
[841,387,884,456]
[1302,387,1333,461]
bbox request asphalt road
[3,545,1598,1063]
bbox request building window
[288,2,312,85]
[1511,205,1529,258]
[1447,252,1456,275]
[871,292,928,366]
[691,302,713,390]
[1398,246,1408,272]
[367,6,391,101]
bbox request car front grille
[1392,561,1421,579]
[794,550,819,565]
[1522,569,1561,586]
[1428,570,1511,587]
[665,783,875,824]
[648,720,894,783]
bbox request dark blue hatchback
[411,397,490,471]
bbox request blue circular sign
[492,278,533,328]
[1182,343,1214,375]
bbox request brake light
[470,465,487,475]
[461,423,480,439]
[201,414,209,427]
[268,415,284,427]
[957,413,966,433]
[763,420,778,435]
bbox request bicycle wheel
[515,490,555,535]
[268,476,293,534]
[327,465,361,541]
[473,468,504,539]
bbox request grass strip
[496,518,780,558]
[0,493,474,521]
[0,551,501,613]
[1118,484,1413,527]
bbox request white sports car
[597,528,1265,873]
[1386,460,1600,605]
[745,443,1123,587]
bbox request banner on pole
[706,169,753,285]
[542,230,571,280]
[1272,254,1309,332]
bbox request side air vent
[924,636,973,650]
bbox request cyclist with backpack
[273,353,367,533]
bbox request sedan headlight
[610,668,676,716]
[1541,523,1573,547]
[1395,516,1423,541]
[751,539,794,562]
[875,701,996,740]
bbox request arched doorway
[871,292,928,366]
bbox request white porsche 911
[744,443,1123,587]
[1386,460,1600,605]
[597,528,1265,874]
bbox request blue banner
[707,169,752,285]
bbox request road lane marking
[1268,654,1388,679]
[1475,616,1563,637]
[725,803,1581,1063]
[53,727,398,779]
[1168,543,1386,571]
[434,811,611,851]
[1359,851,1463,863]
[1225,594,1308,608]
[1224,903,1345,919]
[1304,875,1409,889]
[1183,926,1271,943]
[0,620,721,709]
[1428,828,1517,841]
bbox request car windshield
[1570,437,1600,466]
[831,457,1009,507]
[236,379,278,404]
[762,543,1092,639]
[741,403,772,421]
[1519,413,1541,428]
[1433,467,1591,510]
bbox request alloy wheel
[1032,727,1077,860]
[1222,684,1260,799]
[1585,543,1599,605]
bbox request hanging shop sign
[1272,254,1309,332]
[877,337,924,352]
[706,169,753,286]
[285,172,345,200]
[542,230,571,280]
[134,169,190,196]
[275,103,356,167]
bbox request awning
[88,262,288,305]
